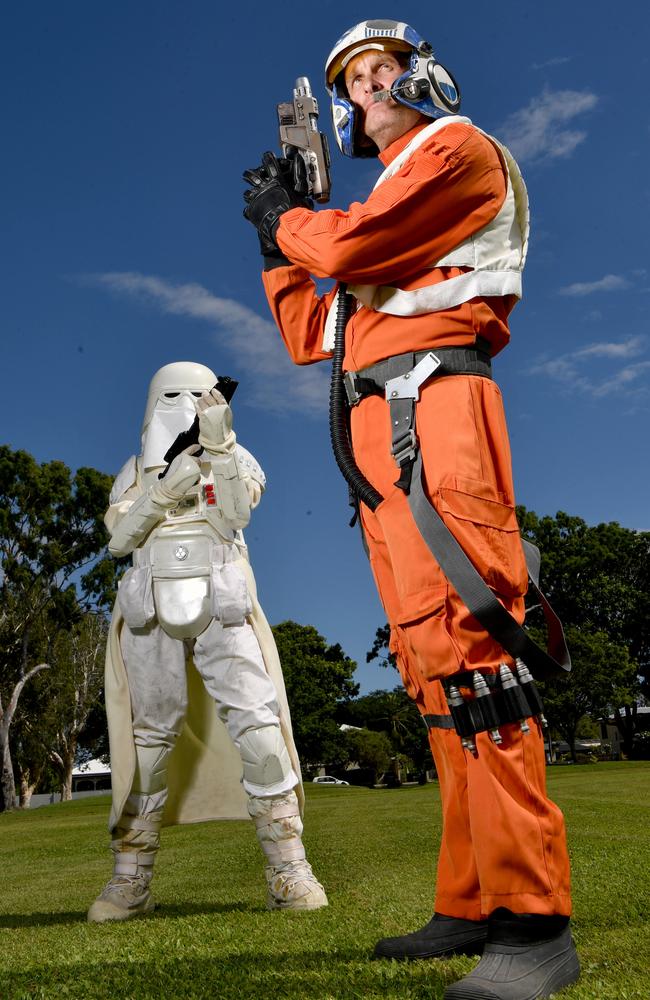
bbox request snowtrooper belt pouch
[210,561,252,627]
[125,535,252,638]
[117,564,155,629]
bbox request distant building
[72,758,112,793]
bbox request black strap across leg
[333,340,570,682]
[406,452,571,681]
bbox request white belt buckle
[385,352,442,402]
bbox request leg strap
[118,816,160,833]
[422,713,456,731]
[407,451,570,681]
[248,791,306,866]
[112,850,157,877]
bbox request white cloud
[82,272,330,416]
[498,87,598,164]
[526,336,650,399]
[558,274,631,297]
[572,336,645,360]
[531,56,572,70]
[591,362,650,397]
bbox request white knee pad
[238,725,294,792]
[133,745,169,795]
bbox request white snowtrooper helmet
[325,19,461,157]
[141,361,217,470]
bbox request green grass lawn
[1,762,648,999]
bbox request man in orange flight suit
[243,19,580,1000]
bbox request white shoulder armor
[110,455,138,505]
[235,444,266,489]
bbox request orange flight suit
[262,120,572,920]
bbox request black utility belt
[344,343,492,407]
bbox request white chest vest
[322,116,529,349]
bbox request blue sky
[3,1,649,694]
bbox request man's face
[343,49,426,152]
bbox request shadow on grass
[153,900,261,918]
[0,910,88,928]
[0,900,261,929]
[4,949,452,999]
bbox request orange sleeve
[275,123,507,285]
[261,265,337,365]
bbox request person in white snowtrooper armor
[88,361,327,922]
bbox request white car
[312,775,350,786]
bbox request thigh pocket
[438,480,528,599]
[210,562,252,626]
[117,565,155,628]
[373,488,448,625]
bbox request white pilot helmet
[324,19,461,158]
[141,361,217,470]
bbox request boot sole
[267,900,329,911]
[87,898,156,923]
[445,956,579,999]
[444,934,580,999]
[374,934,487,961]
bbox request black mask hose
[328,284,384,512]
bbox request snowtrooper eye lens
[192,391,202,397]
[164,392,180,398]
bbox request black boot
[374,912,488,960]
[443,909,580,999]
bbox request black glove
[243,151,313,261]
[278,146,310,197]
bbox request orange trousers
[350,374,572,920]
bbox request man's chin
[362,105,392,140]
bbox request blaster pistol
[277,77,331,204]
[158,376,239,479]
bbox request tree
[611,704,640,758]
[366,623,397,670]
[9,613,54,808]
[535,625,638,761]
[518,510,649,695]
[49,613,108,800]
[271,621,358,771]
[0,658,49,810]
[12,612,108,804]
[340,685,432,777]
[345,727,393,786]
[0,447,114,811]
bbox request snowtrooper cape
[105,552,304,831]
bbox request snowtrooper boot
[87,785,165,923]
[248,790,328,911]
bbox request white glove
[244,476,263,510]
[196,389,236,453]
[151,451,201,506]
[107,449,201,557]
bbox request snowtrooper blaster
[277,77,331,203]
[159,376,239,479]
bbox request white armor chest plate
[138,470,238,639]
